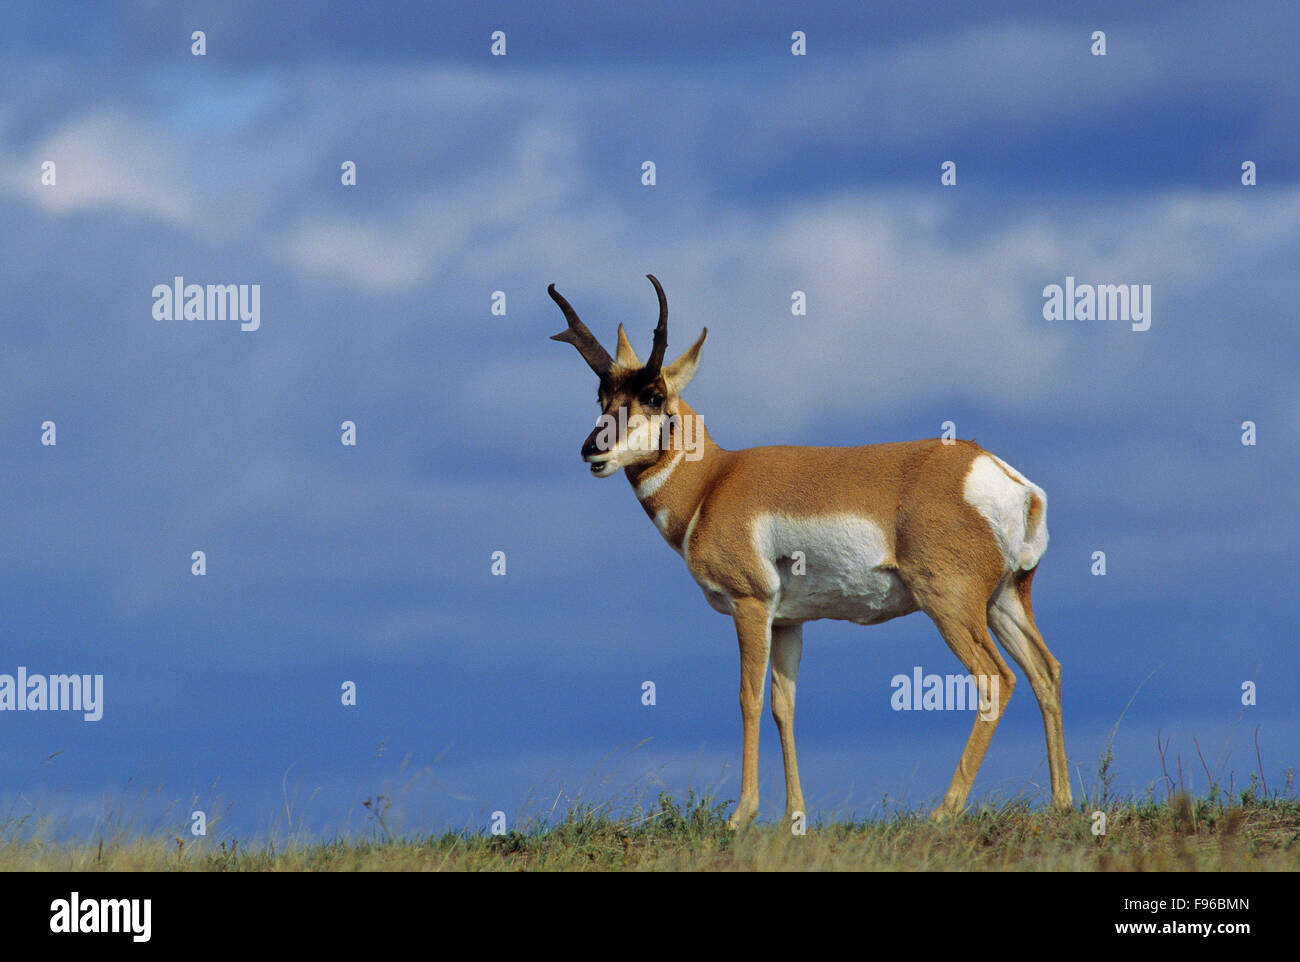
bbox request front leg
[728,598,772,830]
[770,623,805,821]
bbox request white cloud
[0,109,195,225]
[275,119,587,293]
[518,184,1300,435]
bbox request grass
[6,722,1296,871]
[3,776,1297,871]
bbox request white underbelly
[774,563,915,624]
[759,513,916,625]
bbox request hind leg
[905,573,1018,819]
[928,606,1016,818]
[987,570,1071,810]
[897,497,1019,819]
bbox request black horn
[549,283,614,381]
[643,274,668,375]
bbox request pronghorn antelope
[549,275,1070,828]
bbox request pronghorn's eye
[642,392,665,408]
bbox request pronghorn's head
[549,275,707,478]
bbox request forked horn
[643,274,669,376]
[549,283,614,381]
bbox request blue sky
[1,1,1296,842]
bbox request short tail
[1019,487,1048,571]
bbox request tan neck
[624,400,726,551]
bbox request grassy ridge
[5,783,1298,871]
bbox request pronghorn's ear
[614,323,641,369]
[662,328,707,395]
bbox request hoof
[726,803,758,831]
[929,804,961,823]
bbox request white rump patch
[963,455,1048,571]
